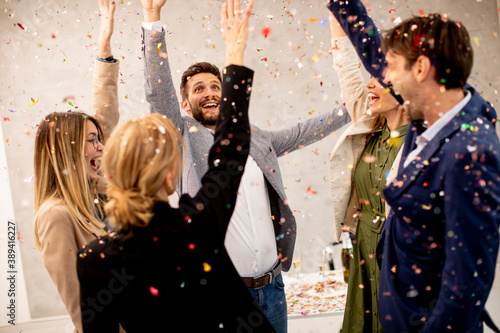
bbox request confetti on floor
[284,271,347,316]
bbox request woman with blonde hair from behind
[33,1,121,332]
[77,0,275,331]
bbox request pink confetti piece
[149,286,159,296]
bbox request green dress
[342,123,409,333]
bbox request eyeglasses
[86,135,103,150]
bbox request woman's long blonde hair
[103,114,184,229]
[34,112,106,250]
[370,114,387,132]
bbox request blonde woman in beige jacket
[33,1,120,332]
[327,12,409,333]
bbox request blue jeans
[247,273,287,333]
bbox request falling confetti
[389,9,396,14]
[149,286,159,296]
[306,186,317,195]
[309,17,320,23]
[157,42,162,55]
[62,96,75,103]
[363,155,376,163]
[23,175,34,183]
[17,23,26,30]
[188,126,199,133]
[17,232,23,243]
[261,26,272,39]
[203,262,212,272]
[28,98,39,109]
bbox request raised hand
[141,0,167,22]
[97,0,116,58]
[220,0,253,66]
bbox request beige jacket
[36,59,119,333]
[328,38,403,243]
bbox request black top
[77,65,276,332]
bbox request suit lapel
[387,107,474,199]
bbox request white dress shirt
[224,156,278,277]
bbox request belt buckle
[254,270,273,290]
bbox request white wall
[0,0,499,323]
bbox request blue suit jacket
[378,87,500,332]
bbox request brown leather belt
[242,261,282,290]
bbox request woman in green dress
[328,12,409,333]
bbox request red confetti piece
[389,9,396,14]
[306,186,317,195]
[17,23,26,30]
[419,9,426,16]
[149,286,159,296]
[62,96,75,103]
[3,118,10,122]
[17,232,23,243]
[413,34,426,51]
[261,26,272,39]
[261,57,268,62]
[188,243,195,250]
[256,49,263,52]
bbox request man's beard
[189,101,219,126]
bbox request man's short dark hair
[180,62,222,100]
[383,13,473,89]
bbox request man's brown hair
[180,62,222,100]
[383,13,473,89]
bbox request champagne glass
[292,249,301,278]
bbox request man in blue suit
[378,14,500,332]
[327,1,500,331]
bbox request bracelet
[97,55,116,63]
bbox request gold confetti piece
[309,17,320,23]
[157,42,162,55]
[311,55,319,62]
[203,262,212,272]
[28,97,39,108]
[188,126,199,133]
[473,37,480,46]
[125,94,129,99]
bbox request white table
[284,270,346,333]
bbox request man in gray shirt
[140,0,357,331]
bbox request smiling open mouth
[368,92,380,106]
[90,158,101,169]
[202,101,219,109]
